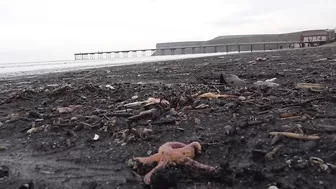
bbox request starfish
[129,141,216,185]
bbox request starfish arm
[135,153,161,165]
[184,157,216,172]
[143,161,167,185]
[164,142,187,149]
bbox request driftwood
[269,132,320,141]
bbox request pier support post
[251,44,253,52]
[161,49,165,56]
[214,46,217,53]
[170,49,175,55]
[192,47,196,54]
[181,48,185,55]
[263,44,266,51]
[226,46,229,53]
[238,45,241,53]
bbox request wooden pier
[74,41,307,60]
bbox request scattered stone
[254,80,279,87]
[71,117,78,121]
[256,57,268,62]
[0,146,7,151]
[18,181,35,189]
[57,105,83,114]
[27,111,42,118]
[194,118,201,125]
[0,122,3,127]
[238,96,246,101]
[269,186,279,189]
[220,73,248,86]
[131,95,139,100]
[224,125,235,135]
[170,108,178,116]
[0,165,9,178]
[82,181,98,189]
[302,141,317,151]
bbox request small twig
[151,119,178,126]
[212,85,220,93]
[265,145,284,160]
[269,132,320,141]
[315,114,336,119]
[105,113,133,117]
[314,124,336,132]
[128,108,158,121]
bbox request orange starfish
[131,141,216,185]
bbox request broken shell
[106,85,115,89]
[224,125,235,135]
[320,164,329,171]
[194,118,201,125]
[93,134,100,141]
[131,95,139,100]
[310,157,324,165]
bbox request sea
[0,50,266,79]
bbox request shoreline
[0,46,324,81]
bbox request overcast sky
[0,0,335,63]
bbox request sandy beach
[1,46,336,189]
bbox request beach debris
[256,57,268,62]
[269,132,320,141]
[127,141,216,185]
[27,111,42,118]
[124,98,169,109]
[194,104,210,109]
[296,83,326,90]
[271,134,284,145]
[57,105,83,114]
[93,134,100,141]
[131,95,139,100]
[198,92,234,99]
[0,165,9,178]
[265,145,284,160]
[254,78,279,87]
[0,113,20,123]
[220,73,248,86]
[238,96,246,101]
[128,108,158,121]
[27,122,48,134]
[106,84,115,90]
[117,128,153,144]
[0,146,7,151]
[314,124,336,132]
[224,125,235,135]
[194,118,201,125]
[279,113,300,119]
[309,157,330,172]
[18,181,35,189]
[314,58,328,62]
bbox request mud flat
[1,46,336,189]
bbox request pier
[74,41,307,60]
